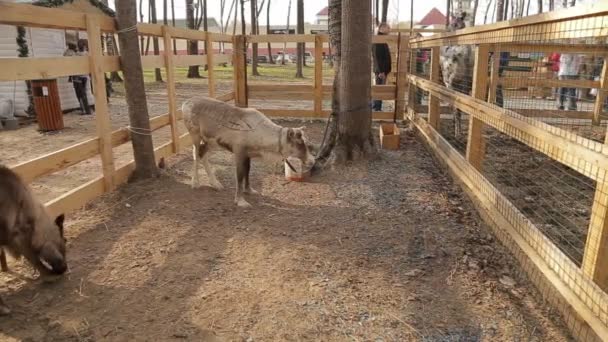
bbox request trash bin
[31,79,63,131]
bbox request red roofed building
[316,6,329,25]
[418,7,447,27]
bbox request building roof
[317,6,329,16]
[418,7,446,26]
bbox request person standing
[372,23,391,111]
[557,53,582,111]
[64,42,91,115]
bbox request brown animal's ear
[55,214,65,236]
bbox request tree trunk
[139,0,145,55]
[171,0,177,53]
[251,0,260,76]
[562,0,567,8]
[375,0,380,25]
[295,0,304,78]
[240,0,246,36]
[446,0,451,26]
[267,0,274,63]
[472,0,479,24]
[282,0,292,66]
[381,0,389,23]
[484,0,493,23]
[549,0,554,11]
[203,0,209,71]
[537,0,542,13]
[496,0,505,21]
[150,0,163,82]
[336,0,374,161]
[186,0,202,78]
[569,0,575,7]
[115,0,159,180]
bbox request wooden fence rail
[407,3,608,341]
[2,2,608,340]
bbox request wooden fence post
[592,59,607,126]
[206,33,216,98]
[86,15,114,191]
[428,46,440,129]
[314,35,323,116]
[232,35,247,107]
[162,25,180,154]
[394,32,409,120]
[487,51,501,104]
[465,44,490,171]
[583,60,608,290]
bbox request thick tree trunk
[375,0,380,25]
[447,0,451,26]
[295,0,304,78]
[267,0,274,63]
[251,0,260,76]
[171,0,177,53]
[282,0,292,66]
[186,0,202,78]
[472,0,479,24]
[537,0,542,13]
[139,0,145,55]
[115,0,159,180]
[150,0,163,82]
[549,0,555,11]
[335,0,374,162]
[381,0,389,23]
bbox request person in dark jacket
[372,23,391,111]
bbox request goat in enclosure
[183,97,315,208]
[0,166,68,316]
[440,11,474,137]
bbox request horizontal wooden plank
[137,23,163,36]
[208,32,233,43]
[493,43,608,54]
[0,56,89,81]
[101,56,121,72]
[371,35,399,44]
[499,77,600,88]
[214,54,231,65]
[111,113,172,147]
[168,26,207,41]
[45,177,105,217]
[249,84,313,92]
[216,92,235,102]
[247,34,316,43]
[413,116,608,340]
[141,55,164,69]
[259,108,395,120]
[10,138,100,184]
[409,75,608,183]
[0,2,114,31]
[410,2,608,48]
[173,54,208,67]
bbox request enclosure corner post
[313,35,323,116]
[428,46,441,129]
[394,33,409,121]
[206,33,216,98]
[86,14,115,191]
[592,59,607,126]
[465,44,490,171]
[232,35,248,107]
[162,25,180,154]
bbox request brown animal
[183,97,315,207]
[0,165,68,315]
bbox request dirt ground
[0,119,571,341]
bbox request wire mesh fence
[408,6,608,339]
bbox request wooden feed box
[380,123,400,150]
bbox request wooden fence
[0,2,234,217]
[408,3,608,341]
[2,2,608,340]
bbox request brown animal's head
[285,127,315,168]
[26,210,68,277]
[449,11,468,31]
